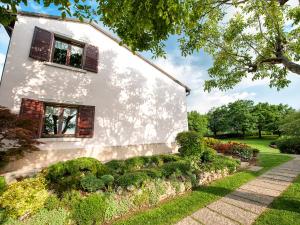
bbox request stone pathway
[176,156,300,225]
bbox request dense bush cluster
[0,131,240,225]
[276,137,300,154]
[205,138,259,161]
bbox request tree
[187,111,208,136]
[2,1,300,90]
[227,100,256,137]
[207,106,229,137]
[267,104,295,135]
[253,103,275,138]
[279,111,300,136]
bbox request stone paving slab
[191,208,239,225]
[247,180,288,192]
[207,200,258,225]
[175,157,300,225]
[176,216,200,225]
[239,184,282,197]
[222,194,267,214]
[264,171,298,178]
[232,188,274,205]
[247,166,263,172]
[261,174,294,182]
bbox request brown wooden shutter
[76,106,95,138]
[29,26,54,61]
[19,98,44,138]
[83,44,99,73]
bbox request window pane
[62,108,78,135]
[43,105,78,136]
[53,40,68,65]
[69,45,83,68]
[43,106,61,135]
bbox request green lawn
[254,175,300,225]
[113,137,292,225]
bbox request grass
[113,136,292,225]
[254,175,300,225]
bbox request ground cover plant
[0,131,240,225]
[113,136,292,225]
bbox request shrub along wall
[0,132,240,225]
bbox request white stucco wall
[0,14,188,154]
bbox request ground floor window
[42,104,78,137]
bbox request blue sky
[1,1,300,113]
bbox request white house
[0,12,190,174]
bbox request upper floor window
[53,39,83,69]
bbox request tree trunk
[213,130,217,137]
[258,129,262,139]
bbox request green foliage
[176,131,204,157]
[101,174,115,187]
[0,176,6,193]
[25,208,69,225]
[188,111,208,135]
[80,174,104,192]
[0,177,49,218]
[72,194,107,225]
[207,106,229,136]
[61,190,82,209]
[44,195,62,210]
[203,137,221,148]
[200,148,217,163]
[104,194,132,221]
[124,157,146,171]
[279,111,300,136]
[116,171,149,188]
[139,168,163,179]
[201,155,240,173]
[46,157,108,191]
[276,137,300,154]
[161,160,192,177]
[105,160,126,174]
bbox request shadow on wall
[1,20,187,173]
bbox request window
[42,104,78,137]
[52,38,83,68]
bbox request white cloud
[154,53,257,113]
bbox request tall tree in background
[207,106,229,137]
[253,103,274,138]
[279,111,300,136]
[227,100,256,137]
[187,111,208,136]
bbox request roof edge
[17,11,191,93]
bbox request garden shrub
[158,154,181,163]
[201,148,217,163]
[101,174,114,187]
[0,177,49,218]
[132,188,150,208]
[124,157,146,171]
[105,160,126,175]
[72,194,107,225]
[80,174,104,192]
[44,195,62,210]
[139,168,163,179]
[149,155,164,166]
[203,137,221,148]
[161,160,192,177]
[276,137,300,154]
[0,176,6,193]
[201,155,240,173]
[46,157,108,191]
[116,171,149,188]
[61,190,82,209]
[176,131,204,157]
[104,194,133,221]
[25,208,69,225]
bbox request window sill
[38,137,82,142]
[44,62,87,73]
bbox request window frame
[41,102,79,138]
[51,36,85,69]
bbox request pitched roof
[17,11,191,94]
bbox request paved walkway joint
[176,156,300,225]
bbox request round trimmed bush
[80,174,105,192]
[201,148,217,163]
[276,137,300,154]
[175,131,204,157]
[116,171,149,188]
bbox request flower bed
[0,132,240,225]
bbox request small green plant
[80,174,104,192]
[0,176,49,218]
[0,176,6,194]
[116,171,149,188]
[44,195,62,210]
[161,160,192,177]
[26,208,69,225]
[176,131,204,157]
[61,190,82,209]
[100,175,114,187]
[201,148,217,163]
[105,160,126,175]
[72,194,107,225]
